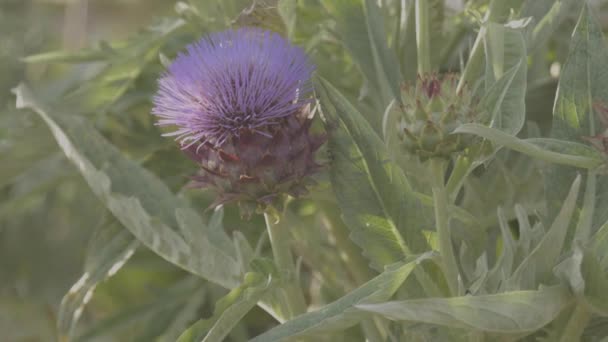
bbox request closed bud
[394,74,483,160]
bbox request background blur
[0,1,209,340]
[3,0,608,341]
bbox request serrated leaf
[506,175,581,290]
[357,285,571,333]
[177,273,275,342]
[249,256,425,342]
[58,220,138,341]
[315,76,428,269]
[13,83,241,289]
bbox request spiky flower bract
[152,27,324,216]
[394,73,484,160]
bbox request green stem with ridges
[559,304,591,342]
[415,0,432,74]
[264,212,307,319]
[430,158,459,295]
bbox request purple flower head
[153,27,315,148]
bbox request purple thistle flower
[152,27,324,215]
[153,27,315,148]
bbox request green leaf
[591,220,608,270]
[454,124,604,169]
[74,277,204,342]
[278,0,296,38]
[57,220,138,341]
[22,49,109,64]
[506,175,581,290]
[177,273,275,342]
[523,0,579,51]
[363,0,402,105]
[555,246,608,316]
[548,4,608,245]
[249,256,424,342]
[13,84,241,289]
[65,18,185,113]
[315,76,428,269]
[321,0,397,111]
[483,21,528,135]
[357,285,571,334]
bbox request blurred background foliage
[4,0,608,341]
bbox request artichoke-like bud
[395,74,482,159]
[152,28,324,216]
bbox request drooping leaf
[249,256,425,342]
[315,76,428,270]
[357,285,571,334]
[14,84,241,289]
[58,220,138,341]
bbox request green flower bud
[393,74,484,160]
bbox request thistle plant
[152,28,324,216]
[9,0,608,341]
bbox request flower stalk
[430,158,459,295]
[264,212,307,319]
[415,0,432,74]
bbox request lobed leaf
[14,83,241,289]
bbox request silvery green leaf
[357,285,571,334]
[14,83,241,289]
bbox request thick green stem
[559,304,591,342]
[264,212,307,319]
[415,0,431,74]
[430,158,459,295]
[575,171,597,244]
[446,155,474,202]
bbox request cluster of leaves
[8,0,608,341]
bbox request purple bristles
[152,27,315,148]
